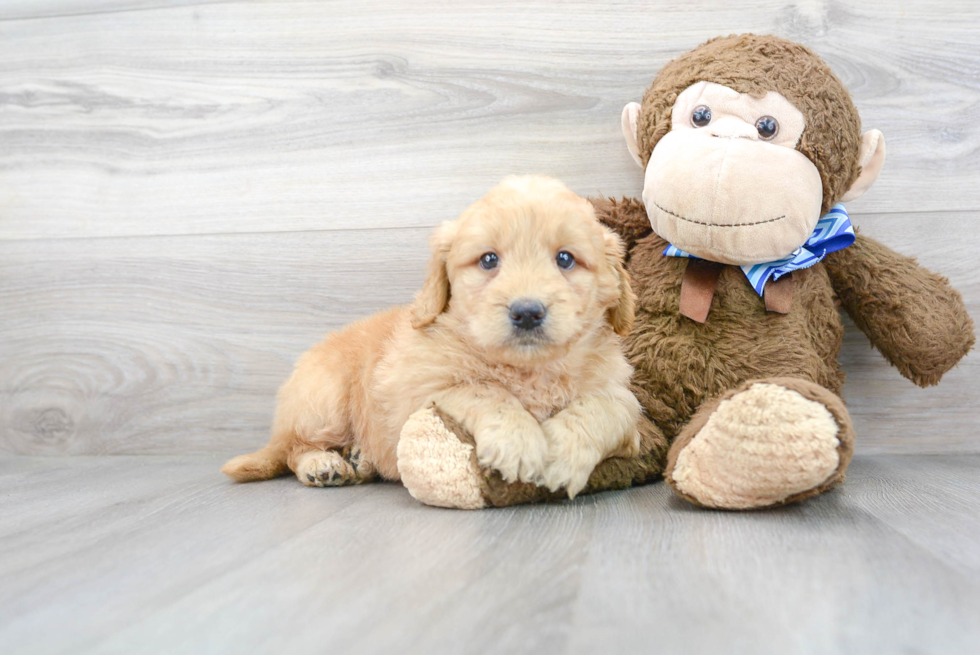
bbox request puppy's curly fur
[222,176,641,497]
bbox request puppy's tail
[221,446,290,483]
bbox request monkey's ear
[410,221,456,329]
[621,102,644,168]
[841,129,886,203]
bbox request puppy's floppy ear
[602,228,636,337]
[411,220,457,329]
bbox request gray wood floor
[1,455,980,655]
[2,1,980,653]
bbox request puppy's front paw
[540,421,602,498]
[474,417,547,484]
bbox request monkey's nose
[708,116,758,140]
[509,299,547,330]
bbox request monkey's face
[638,82,824,265]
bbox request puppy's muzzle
[509,299,547,331]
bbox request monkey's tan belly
[624,233,846,441]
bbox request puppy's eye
[479,252,498,270]
[691,105,712,127]
[556,251,575,270]
[755,115,778,140]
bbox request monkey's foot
[398,406,666,509]
[665,378,854,509]
[397,407,488,509]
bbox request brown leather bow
[679,260,794,323]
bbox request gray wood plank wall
[1,0,978,457]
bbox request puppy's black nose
[509,299,547,330]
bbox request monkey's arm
[590,197,652,252]
[824,234,974,387]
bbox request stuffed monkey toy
[397,34,974,509]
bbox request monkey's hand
[824,233,974,387]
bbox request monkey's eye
[556,251,576,270]
[755,116,779,140]
[479,252,499,270]
[691,105,712,127]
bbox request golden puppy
[222,175,640,497]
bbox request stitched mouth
[654,201,784,227]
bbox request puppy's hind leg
[296,445,379,487]
[268,344,375,488]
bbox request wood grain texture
[0,0,979,241]
[1,211,977,456]
[1,454,979,654]
[0,0,233,22]
[1,2,978,454]
[0,228,430,455]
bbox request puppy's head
[411,175,634,365]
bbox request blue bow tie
[663,204,856,295]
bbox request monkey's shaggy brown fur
[599,195,974,417]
